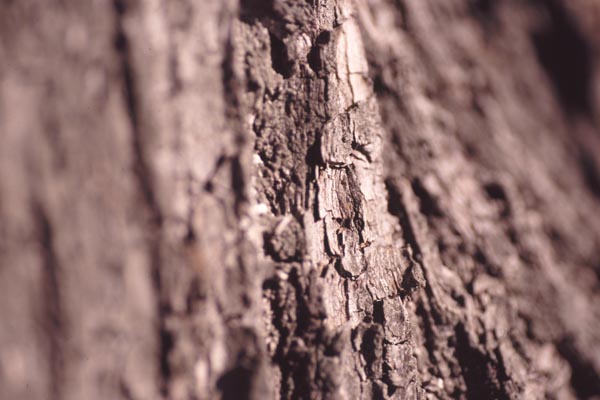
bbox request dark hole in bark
[238,0,273,23]
[113,0,127,15]
[159,328,174,393]
[184,226,196,245]
[308,31,331,73]
[386,383,397,397]
[455,324,509,399]
[532,0,593,117]
[231,157,247,211]
[373,300,385,324]
[483,182,506,201]
[308,44,322,73]
[286,340,312,399]
[469,0,497,23]
[507,226,519,244]
[361,327,381,379]
[483,182,511,217]
[333,258,354,279]
[270,33,294,78]
[372,382,386,400]
[579,149,600,198]
[306,134,322,166]
[288,267,312,334]
[262,277,278,291]
[247,78,261,92]
[474,0,493,15]
[185,276,205,312]
[411,178,444,217]
[557,337,600,398]
[474,247,502,277]
[217,366,253,400]
[316,30,332,45]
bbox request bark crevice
[34,203,64,400]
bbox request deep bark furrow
[113,4,173,396]
[113,0,164,227]
[34,204,64,400]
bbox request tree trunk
[1,0,600,399]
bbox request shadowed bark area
[1,0,600,399]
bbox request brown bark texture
[1,0,600,399]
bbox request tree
[1,0,600,399]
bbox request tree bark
[1,0,600,399]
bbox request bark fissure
[113,2,170,396]
[531,0,594,117]
[34,204,64,400]
[113,0,163,227]
[558,337,600,398]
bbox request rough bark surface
[1,0,600,399]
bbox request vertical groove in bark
[558,337,600,398]
[113,2,171,395]
[113,0,163,226]
[1,1,164,399]
[34,204,64,400]
[531,0,593,118]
